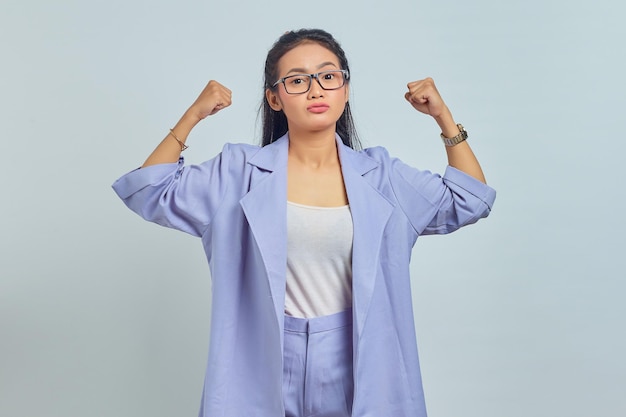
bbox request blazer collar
[246,134,289,172]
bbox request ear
[266,89,282,111]
[344,83,350,103]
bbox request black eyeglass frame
[272,70,350,94]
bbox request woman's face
[266,42,349,136]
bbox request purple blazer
[112,134,496,416]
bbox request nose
[307,74,324,98]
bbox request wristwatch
[440,124,468,147]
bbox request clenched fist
[188,80,233,121]
[404,77,449,119]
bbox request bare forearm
[434,108,487,184]
[142,111,201,168]
[444,141,486,183]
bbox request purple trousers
[283,309,354,417]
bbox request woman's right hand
[187,80,232,121]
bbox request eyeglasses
[272,70,349,94]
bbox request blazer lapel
[239,136,289,333]
[337,137,395,337]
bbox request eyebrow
[285,61,338,75]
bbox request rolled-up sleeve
[111,144,232,237]
[388,155,496,236]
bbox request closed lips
[307,103,329,111]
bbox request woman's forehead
[277,42,340,74]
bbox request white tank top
[285,201,353,318]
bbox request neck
[288,129,339,167]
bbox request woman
[113,29,495,417]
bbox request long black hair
[260,29,361,150]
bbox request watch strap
[440,124,468,146]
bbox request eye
[287,75,308,85]
[322,72,336,80]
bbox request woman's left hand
[404,77,449,119]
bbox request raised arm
[405,77,486,184]
[142,80,232,168]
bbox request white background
[2,0,625,416]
